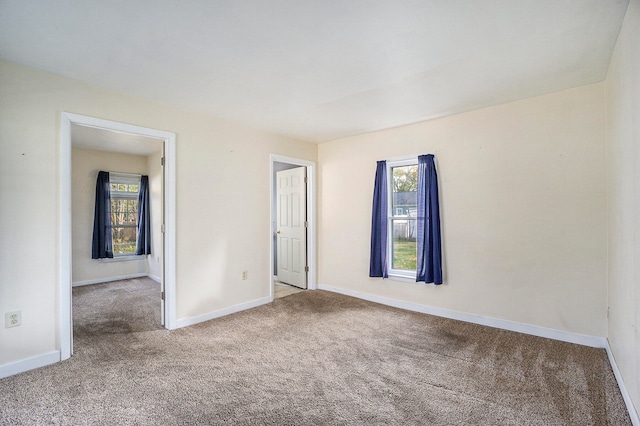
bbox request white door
[276,167,307,289]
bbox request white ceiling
[72,124,163,156]
[0,0,630,143]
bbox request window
[370,155,442,284]
[388,160,418,277]
[109,175,140,256]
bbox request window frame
[386,158,418,280]
[109,173,141,258]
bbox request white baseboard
[72,273,148,287]
[0,351,60,379]
[72,273,165,287]
[604,341,640,426]
[175,296,272,329]
[317,284,606,348]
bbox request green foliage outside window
[110,182,139,255]
[393,166,417,192]
[392,165,418,271]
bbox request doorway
[71,126,163,320]
[60,113,177,361]
[269,154,317,300]
[275,165,307,289]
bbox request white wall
[72,148,150,284]
[0,66,57,365]
[0,59,317,367]
[606,0,640,415]
[318,83,607,337]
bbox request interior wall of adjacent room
[147,149,163,281]
[72,147,150,284]
[318,83,607,337]
[0,59,317,367]
[605,0,640,413]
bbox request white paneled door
[276,167,307,289]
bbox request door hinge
[161,224,166,234]
[304,266,309,272]
[161,157,165,166]
[161,291,165,300]
[304,176,308,184]
[305,221,308,228]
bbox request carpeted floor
[0,278,632,425]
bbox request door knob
[276,230,281,234]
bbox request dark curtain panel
[135,175,151,255]
[91,171,113,259]
[369,161,388,278]
[416,154,442,284]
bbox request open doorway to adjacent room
[60,113,176,360]
[71,125,164,332]
[270,154,317,300]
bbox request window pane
[111,197,139,255]
[392,218,416,270]
[392,165,417,217]
[111,182,138,193]
[111,226,137,255]
[391,164,417,271]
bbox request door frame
[59,112,177,361]
[269,154,316,299]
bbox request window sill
[99,255,147,263]
[387,272,416,283]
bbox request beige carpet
[0,278,631,425]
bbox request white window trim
[99,255,146,263]
[387,273,416,283]
[386,158,418,280]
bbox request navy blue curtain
[416,154,442,284]
[91,171,113,259]
[135,175,151,255]
[369,161,388,278]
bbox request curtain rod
[380,153,436,163]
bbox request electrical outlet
[241,271,248,280]
[5,311,21,328]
